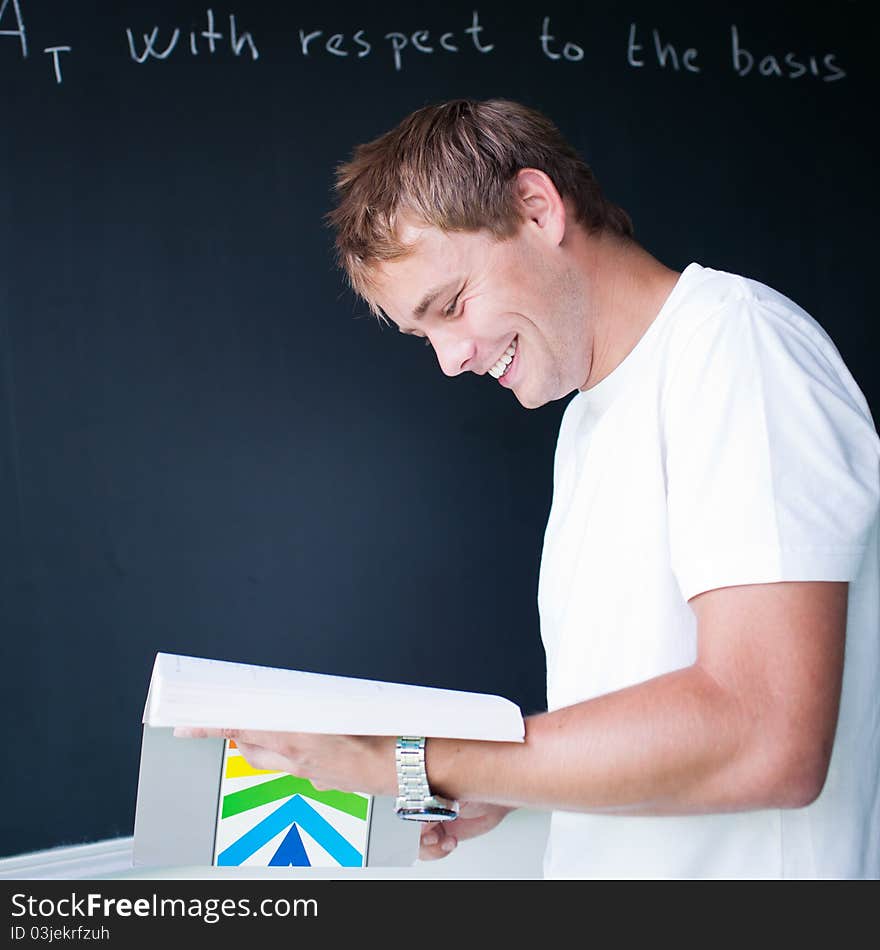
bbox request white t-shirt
[537,262,880,879]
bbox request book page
[144,653,525,742]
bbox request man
[178,99,880,878]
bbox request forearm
[426,663,813,816]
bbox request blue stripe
[217,794,364,867]
[286,796,364,868]
[218,796,303,866]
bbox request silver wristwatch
[394,736,459,821]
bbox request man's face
[372,218,592,409]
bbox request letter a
[0,0,28,58]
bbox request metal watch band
[394,736,459,821]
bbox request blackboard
[1,1,875,857]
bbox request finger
[171,728,299,776]
[173,726,224,739]
[172,726,257,741]
[420,822,442,847]
[440,832,457,853]
[419,839,457,860]
[440,815,494,842]
[234,741,292,774]
[418,824,457,861]
[217,729,279,746]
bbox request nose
[430,328,477,377]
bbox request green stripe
[222,775,368,820]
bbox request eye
[443,292,462,317]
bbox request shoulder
[664,264,833,360]
[661,265,871,423]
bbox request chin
[515,378,570,410]
[515,390,547,410]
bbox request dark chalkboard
[1,1,875,857]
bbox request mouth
[488,336,517,383]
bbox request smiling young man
[179,99,880,878]
[365,186,679,410]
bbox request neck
[577,232,680,392]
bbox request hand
[173,727,398,797]
[418,802,513,861]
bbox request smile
[488,337,517,379]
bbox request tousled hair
[326,98,634,317]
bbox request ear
[513,168,567,246]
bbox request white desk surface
[2,809,550,881]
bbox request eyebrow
[413,281,458,320]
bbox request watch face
[397,805,459,822]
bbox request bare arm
[426,580,847,815]
[178,580,847,861]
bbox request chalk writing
[126,26,179,62]
[0,3,851,87]
[298,28,372,58]
[230,15,258,59]
[200,7,221,53]
[628,24,700,72]
[125,9,259,64]
[0,0,27,58]
[299,10,491,71]
[3,0,75,83]
[43,44,70,83]
[540,17,584,61]
[731,26,845,81]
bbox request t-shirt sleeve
[663,300,880,602]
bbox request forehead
[372,223,489,327]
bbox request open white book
[143,652,525,742]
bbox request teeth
[489,337,517,379]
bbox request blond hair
[326,99,633,316]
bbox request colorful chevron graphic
[212,740,371,867]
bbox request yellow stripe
[225,756,280,779]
